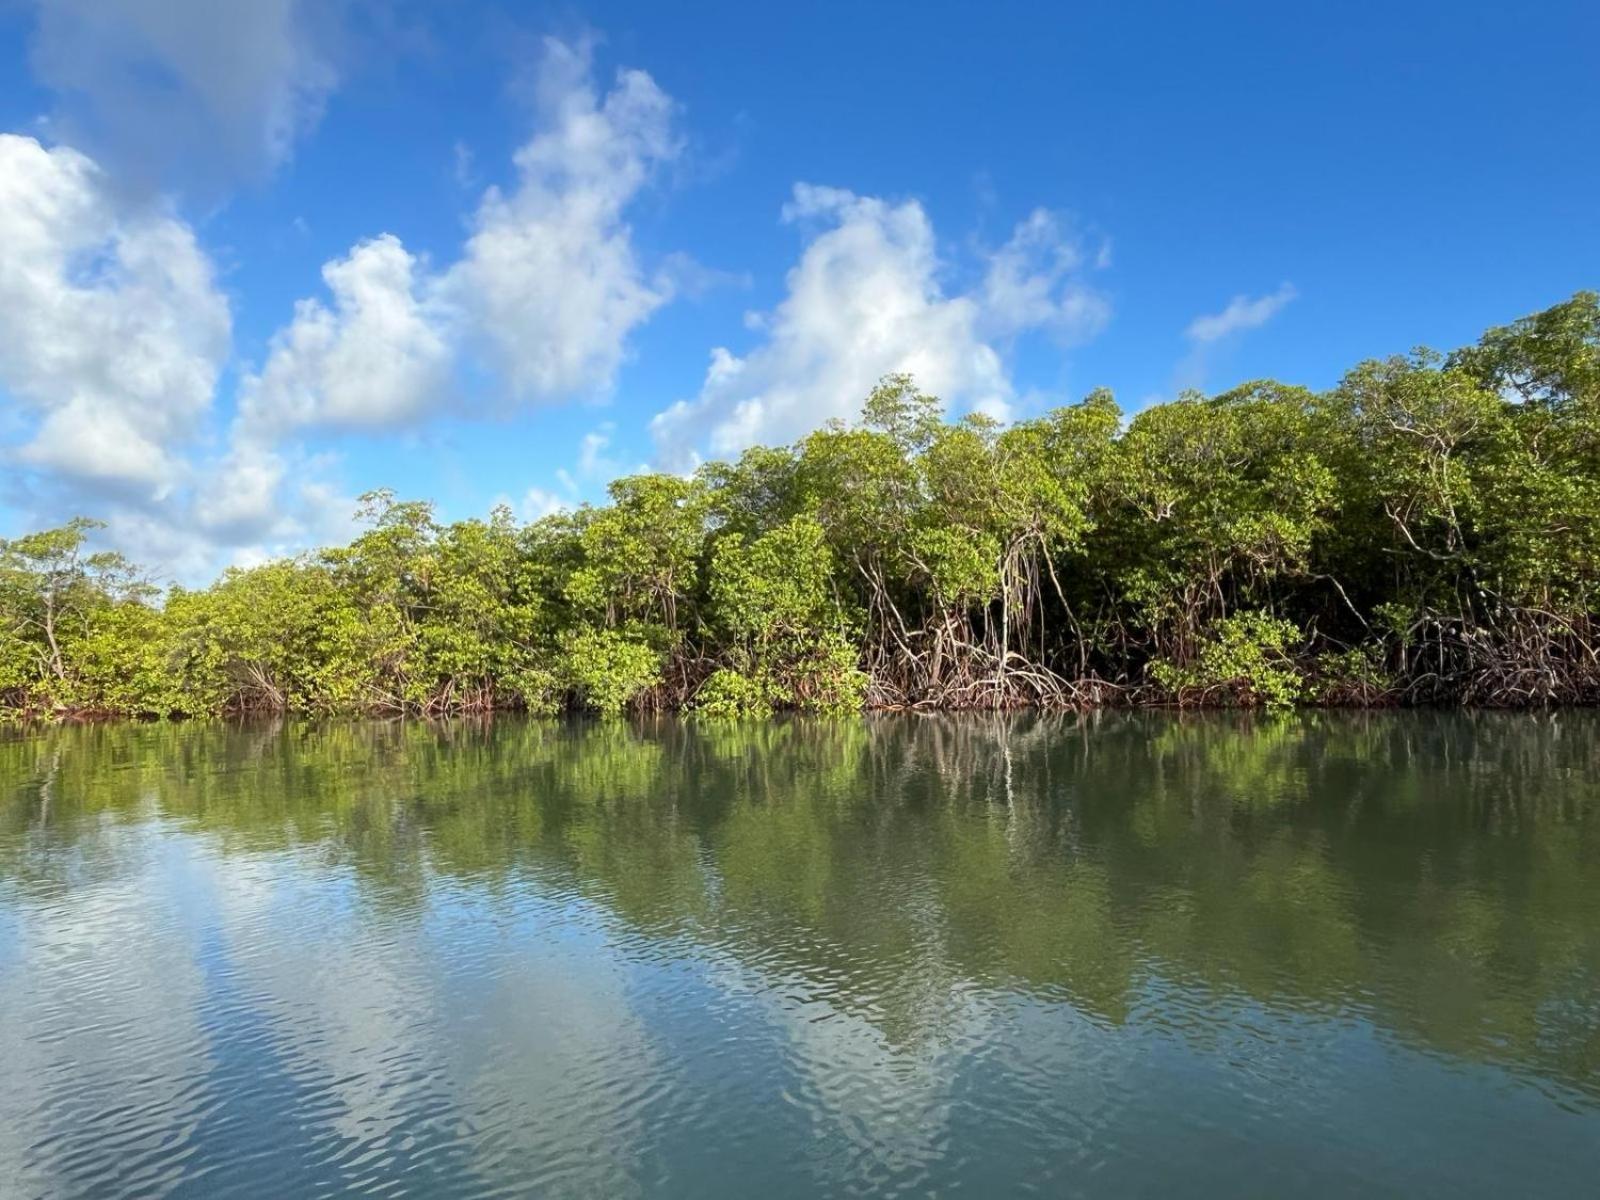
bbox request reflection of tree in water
[2,711,1597,1095]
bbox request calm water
[1,714,1597,1198]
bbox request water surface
[2,713,1597,1197]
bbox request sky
[0,0,1596,582]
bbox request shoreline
[6,695,1596,726]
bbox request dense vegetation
[2,292,1597,718]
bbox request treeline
[2,292,1597,718]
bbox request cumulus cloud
[651,186,1109,469]
[193,444,292,538]
[1185,283,1298,344]
[214,36,684,540]
[26,0,339,189]
[980,208,1111,343]
[441,35,681,401]
[0,134,359,579]
[238,36,681,448]
[1,28,692,579]
[237,234,451,440]
[187,438,359,558]
[0,134,230,495]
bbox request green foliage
[2,295,1599,718]
[0,517,148,713]
[560,628,662,716]
[861,372,945,452]
[1449,290,1598,420]
[695,668,778,717]
[788,633,871,714]
[711,517,837,643]
[568,474,705,634]
[708,516,867,714]
[1107,384,1335,651]
[1151,612,1307,708]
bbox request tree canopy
[3,291,1598,718]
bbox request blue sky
[0,0,1596,580]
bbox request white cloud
[237,234,451,439]
[0,137,363,580]
[441,36,680,401]
[652,186,1109,469]
[0,27,697,580]
[1185,283,1298,344]
[231,37,681,453]
[0,134,230,495]
[980,208,1111,343]
[194,443,291,536]
[192,37,684,557]
[112,223,450,570]
[27,0,338,188]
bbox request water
[1,713,1597,1198]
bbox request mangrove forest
[2,291,1597,719]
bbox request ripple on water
[2,714,1599,1198]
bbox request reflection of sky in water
[0,714,1597,1197]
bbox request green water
[1,713,1597,1197]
